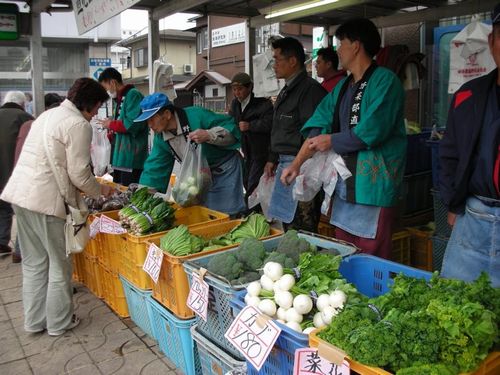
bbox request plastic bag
[171,142,211,207]
[248,174,275,220]
[90,126,111,177]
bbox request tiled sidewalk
[0,253,181,375]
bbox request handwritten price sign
[89,217,101,238]
[294,348,350,375]
[142,243,163,283]
[187,272,209,321]
[99,215,126,234]
[225,305,281,371]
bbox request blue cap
[134,92,171,122]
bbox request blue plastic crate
[428,139,441,189]
[183,233,357,360]
[190,325,246,375]
[147,297,201,375]
[119,275,154,338]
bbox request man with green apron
[135,93,246,216]
[281,18,406,259]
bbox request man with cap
[136,93,246,216]
[229,72,273,202]
[438,4,500,287]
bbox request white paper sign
[89,217,101,238]
[142,243,163,283]
[294,348,350,375]
[187,273,209,321]
[99,214,126,234]
[212,22,245,48]
[225,305,282,371]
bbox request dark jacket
[0,103,33,192]
[439,69,498,214]
[229,94,273,161]
[270,69,327,162]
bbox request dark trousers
[0,199,13,247]
[113,169,142,186]
[243,157,267,200]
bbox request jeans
[0,199,13,247]
[441,196,500,287]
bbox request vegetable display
[318,272,500,374]
[84,188,132,213]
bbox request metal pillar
[148,10,160,94]
[30,11,44,116]
[245,19,256,76]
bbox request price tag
[89,217,100,239]
[294,348,350,375]
[225,305,281,371]
[142,243,163,283]
[186,271,209,321]
[100,214,126,234]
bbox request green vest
[140,106,241,193]
[302,67,407,207]
[112,87,149,170]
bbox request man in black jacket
[439,4,500,287]
[264,37,327,232]
[229,73,273,201]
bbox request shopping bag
[248,174,275,220]
[172,142,212,207]
[293,152,328,202]
[90,126,111,177]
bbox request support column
[30,11,44,116]
[244,19,256,76]
[148,10,160,94]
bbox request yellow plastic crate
[117,206,229,289]
[98,211,127,273]
[72,252,85,283]
[309,329,499,375]
[391,230,411,266]
[101,266,129,318]
[151,220,282,319]
[406,226,434,271]
[83,254,104,299]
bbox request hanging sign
[0,3,19,41]
[294,348,350,375]
[187,270,209,321]
[142,243,163,283]
[89,217,101,238]
[99,214,126,234]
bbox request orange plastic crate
[83,254,104,299]
[72,252,85,283]
[151,220,282,319]
[309,329,499,375]
[101,266,129,318]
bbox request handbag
[42,113,90,256]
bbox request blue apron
[268,155,299,223]
[203,152,246,216]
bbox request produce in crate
[318,272,500,374]
[159,225,205,256]
[84,189,131,212]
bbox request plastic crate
[183,233,357,359]
[310,330,499,375]
[72,252,85,283]
[83,254,104,298]
[121,208,232,290]
[231,290,309,374]
[407,226,434,271]
[119,275,154,338]
[398,171,433,215]
[101,266,129,318]
[405,130,432,174]
[151,221,282,319]
[432,235,449,272]
[431,189,453,238]
[390,231,411,266]
[98,211,126,273]
[147,297,201,375]
[428,139,441,189]
[191,325,247,375]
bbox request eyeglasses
[270,56,289,67]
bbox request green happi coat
[302,66,407,207]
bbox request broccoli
[264,251,296,268]
[236,238,267,270]
[206,253,243,281]
[276,230,316,263]
[233,271,260,285]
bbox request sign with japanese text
[99,214,126,234]
[0,3,19,40]
[212,22,246,48]
[89,58,112,80]
[225,305,281,371]
[142,243,163,283]
[294,348,350,375]
[187,272,209,321]
[89,217,101,238]
[72,0,140,35]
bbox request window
[134,48,147,68]
[197,28,209,54]
[212,88,218,97]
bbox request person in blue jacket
[135,93,246,216]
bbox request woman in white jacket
[1,78,112,336]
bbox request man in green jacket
[98,68,148,185]
[135,93,246,216]
[281,18,407,259]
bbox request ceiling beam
[152,0,210,21]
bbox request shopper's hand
[100,184,115,197]
[308,134,332,152]
[281,165,299,186]
[189,129,210,144]
[96,118,112,129]
[239,121,250,132]
[447,212,457,226]
[264,162,277,179]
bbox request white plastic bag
[90,127,111,177]
[248,174,275,220]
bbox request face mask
[107,90,117,99]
